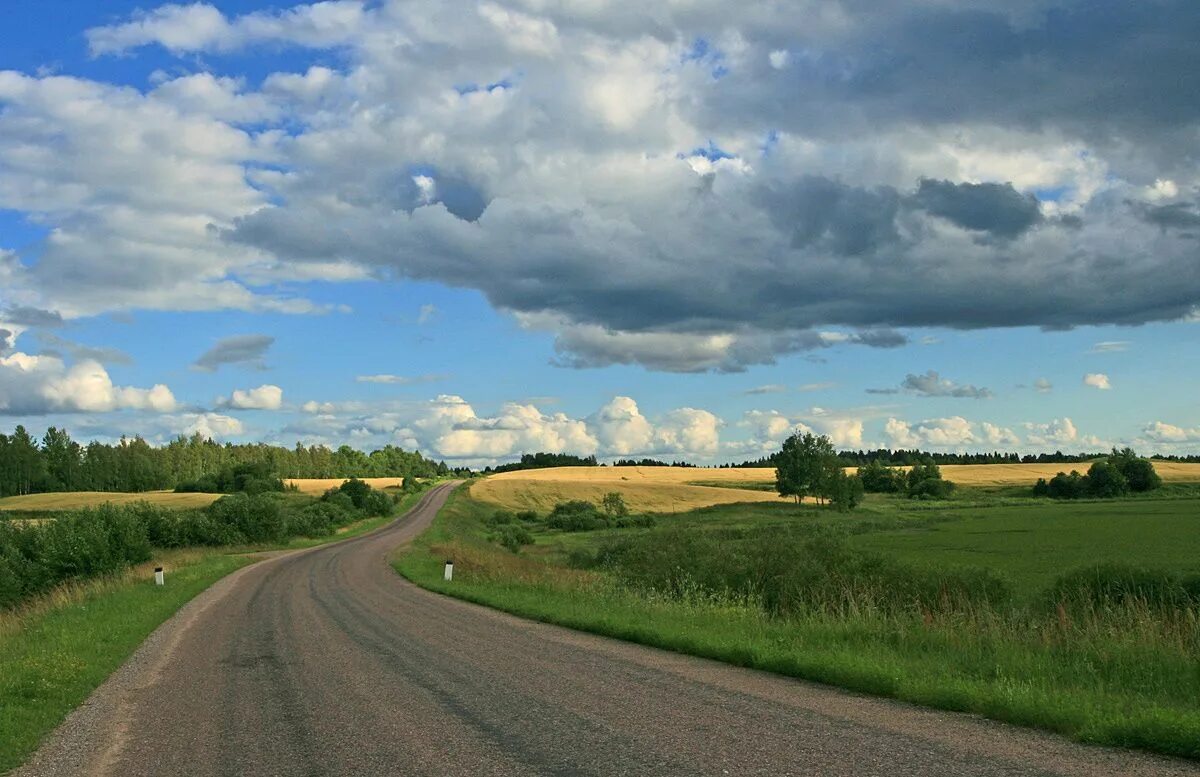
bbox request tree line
[0,426,453,498]
[725,449,1117,468]
[484,452,599,473]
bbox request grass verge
[0,551,248,772]
[394,487,1200,762]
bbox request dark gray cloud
[0,328,12,355]
[1,306,64,328]
[869,370,993,399]
[756,177,901,256]
[193,335,274,372]
[911,179,1042,238]
[853,329,909,349]
[35,332,134,365]
[230,169,1199,348]
[1134,201,1200,231]
[705,1,1200,166]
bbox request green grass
[395,487,1200,761]
[0,485,437,774]
[852,498,1200,596]
[0,551,250,772]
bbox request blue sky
[1,1,1197,464]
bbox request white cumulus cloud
[218,384,283,410]
[0,352,176,415]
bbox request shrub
[359,489,395,517]
[905,461,954,500]
[858,460,904,493]
[601,492,629,518]
[207,493,287,544]
[321,490,356,512]
[1108,447,1162,492]
[828,471,865,511]
[908,475,955,500]
[545,500,609,531]
[613,514,656,529]
[1038,449,1162,499]
[335,477,373,509]
[1085,460,1129,498]
[515,510,540,523]
[1046,470,1087,499]
[486,510,517,527]
[288,501,354,537]
[494,524,534,552]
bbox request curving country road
[16,482,1199,776]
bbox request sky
[0,0,1198,466]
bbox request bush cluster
[860,460,955,500]
[590,528,1009,617]
[484,493,656,553]
[858,460,906,493]
[321,477,395,517]
[545,500,655,532]
[0,480,402,609]
[1033,448,1162,500]
[0,506,155,607]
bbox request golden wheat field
[472,462,1200,512]
[931,462,1200,486]
[0,491,222,512]
[0,478,407,513]
[284,477,405,495]
[472,467,788,512]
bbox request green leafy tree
[828,471,865,512]
[1107,447,1162,492]
[1086,460,1130,498]
[905,460,955,500]
[600,492,629,518]
[775,432,838,505]
[858,459,904,493]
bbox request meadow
[397,473,1200,760]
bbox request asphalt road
[16,482,1200,776]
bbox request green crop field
[850,498,1200,595]
[397,482,1200,761]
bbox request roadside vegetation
[0,478,411,610]
[0,476,437,772]
[397,450,1200,761]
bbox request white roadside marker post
[154,566,165,586]
[444,560,454,582]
